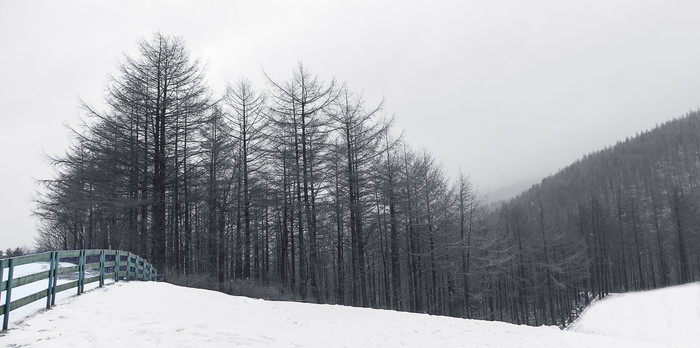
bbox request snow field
[568,282,700,347]
[2,281,676,348]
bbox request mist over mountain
[487,177,540,203]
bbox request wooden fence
[0,249,157,331]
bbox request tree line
[34,34,699,326]
[0,247,31,259]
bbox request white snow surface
[568,282,700,348]
[2,281,697,347]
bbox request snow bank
[568,282,700,348]
[2,281,667,347]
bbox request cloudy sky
[2,0,700,250]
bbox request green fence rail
[0,249,157,331]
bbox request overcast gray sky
[2,0,700,250]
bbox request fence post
[99,250,105,287]
[82,250,87,293]
[51,252,59,305]
[46,251,56,309]
[126,253,131,281]
[0,260,4,324]
[2,258,15,331]
[77,250,81,295]
[0,259,4,299]
[78,250,85,295]
[115,251,120,282]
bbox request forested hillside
[34,33,700,327]
[490,112,700,325]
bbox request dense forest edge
[32,33,700,327]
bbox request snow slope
[568,282,700,348]
[1,282,676,348]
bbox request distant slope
[1,282,670,348]
[488,111,700,327]
[569,282,700,347]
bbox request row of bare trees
[34,34,488,316]
[35,34,700,326]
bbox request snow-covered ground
[1,261,108,325]
[568,282,700,347]
[5,281,697,347]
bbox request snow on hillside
[568,282,700,348]
[2,282,680,347]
